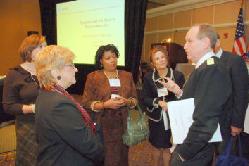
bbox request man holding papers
[164,24,232,166]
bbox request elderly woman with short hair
[35,45,104,166]
[3,34,46,165]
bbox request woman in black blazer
[35,45,104,166]
[141,46,185,166]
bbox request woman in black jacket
[141,46,185,166]
[35,45,104,166]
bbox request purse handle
[128,104,145,120]
[224,135,243,158]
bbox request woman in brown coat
[82,44,137,166]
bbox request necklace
[30,74,38,84]
[103,70,119,79]
[152,68,174,88]
[158,69,168,79]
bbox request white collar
[195,51,215,69]
[215,49,223,58]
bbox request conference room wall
[142,0,249,63]
[1,0,248,74]
[0,0,41,75]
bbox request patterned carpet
[0,141,154,166]
[129,140,156,166]
[0,151,15,166]
[0,140,155,166]
[0,124,16,153]
[0,123,16,166]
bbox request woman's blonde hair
[35,45,75,89]
[19,34,46,62]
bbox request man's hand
[231,126,242,136]
[158,78,182,97]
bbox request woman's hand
[104,97,126,109]
[115,96,137,107]
[158,100,168,111]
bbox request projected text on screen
[56,0,125,65]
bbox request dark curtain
[125,0,147,83]
[39,0,75,45]
[39,0,147,94]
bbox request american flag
[232,8,247,57]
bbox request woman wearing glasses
[35,45,104,166]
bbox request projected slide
[56,0,125,65]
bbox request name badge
[157,87,168,97]
[111,94,120,99]
[109,79,121,87]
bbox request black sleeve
[141,74,157,108]
[2,70,23,115]
[141,74,163,119]
[174,71,185,89]
[178,65,232,160]
[51,101,104,162]
[230,56,249,128]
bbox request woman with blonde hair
[3,34,46,165]
[35,45,104,166]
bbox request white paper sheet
[168,98,222,144]
[244,104,249,134]
[162,111,169,130]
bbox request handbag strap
[224,137,233,157]
[224,135,243,157]
[128,104,145,120]
[136,104,144,119]
[237,135,243,157]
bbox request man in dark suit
[168,24,232,166]
[214,35,249,152]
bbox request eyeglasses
[64,64,76,68]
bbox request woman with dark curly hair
[82,44,137,166]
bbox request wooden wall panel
[143,0,248,63]
[157,14,174,30]
[158,32,173,43]
[174,31,187,46]
[216,27,236,52]
[145,17,158,31]
[0,0,41,75]
[192,6,214,25]
[174,10,192,28]
[143,34,158,62]
[214,1,241,24]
